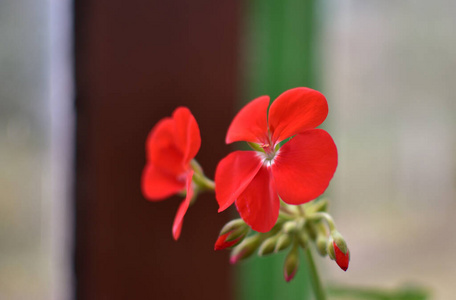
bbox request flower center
[259,140,278,164]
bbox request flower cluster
[214,198,350,281]
[141,87,350,282]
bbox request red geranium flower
[141,107,200,240]
[215,88,338,232]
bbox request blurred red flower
[141,107,200,240]
[215,88,338,232]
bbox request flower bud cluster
[214,198,350,281]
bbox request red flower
[333,241,350,271]
[215,88,338,232]
[141,107,201,240]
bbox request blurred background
[0,0,454,300]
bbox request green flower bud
[258,235,279,256]
[331,231,348,254]
[297,231,308,249]
[283,221,298,233]
[225,225,249,242]
[316,234,328,256]
[305,222,318,241]
[220,218,246,235]
[230,235,261,264]
[327,236,336,260]
[296,218,305,230]
[327,233,350,271]
[275,233,292,252]
[314,222,329,256]
[283,245,299,282]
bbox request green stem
[305,248,327,300]
[279,205,294,216]
[190,159,204,175]
[190,159,215,192]
[307,212,336,232]
[297,205,305,217]
[192,172,215,191]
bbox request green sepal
[220,219,246,235]
[275,233,292,252]
[258,235,279,256]
[331,231,348,254]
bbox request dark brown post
[74,1,240,299]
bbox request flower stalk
[305,247,327,300]
[191,159,215,191]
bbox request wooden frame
[74,1,240,299]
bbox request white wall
[321,1,456,299]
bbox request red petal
[334,241,350,271]
[215,151,263,212]
[146,118,186,176]
[226,96,270,144]
[235,166,280,232]
[214,231,242,251]
[172,107,201,165]
[268,88,328,143]
[271,129,337,204]
[172,171,194,240]
[141,164,185,200]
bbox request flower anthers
[215,87,338,232]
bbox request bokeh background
[0,0,454,299]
